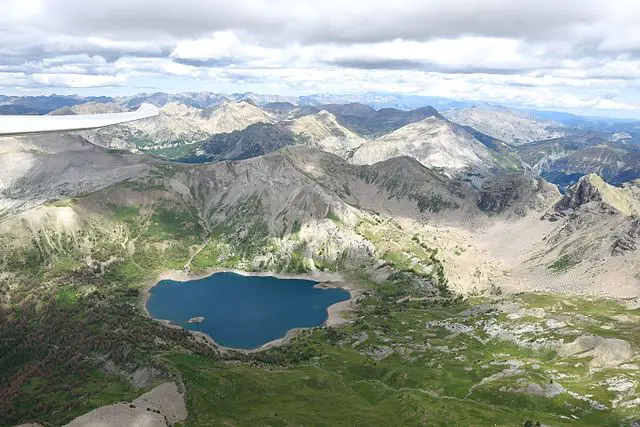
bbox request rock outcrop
[611,216,640,255]
[82,100,274,153]
[64,382,187,427]
[551,174,640,217]
[556,335,634,369]
[478,173,560,216]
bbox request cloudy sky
[2,0,640,116]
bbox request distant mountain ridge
[443,105,566,145]
[74,100,486,173]
[350,115,521,176]
[199,110,365,161]
[0,94,115,115]
[6,92,640,189]
[516,133,640,189]
[80,100,274,154]
[320,102,443,138]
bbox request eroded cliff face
[478,172,560,217]
[548,174,640,219]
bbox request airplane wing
[0,103,159,136]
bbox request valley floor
[169,288,640,426]
[395,215,640,299]
[477,217,640,298]
[22,283,640,427]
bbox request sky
[2,0,640,117]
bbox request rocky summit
[444,105,566,145]
[350,116,514,175]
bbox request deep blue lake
[146,272,350,349]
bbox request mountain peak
[554,173,640,216]
[321,102,377,118]
[443,106,565,145]
[237,98,258,106]
[351,115,496,173]
[49,102,126,115]
[161,101,201,116]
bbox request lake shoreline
[141,268,361,353]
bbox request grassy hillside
[1,157,639,426]
[0,171,450,424]
[167,290,639,426]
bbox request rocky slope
[80,100,274,153]
[0,144,475,296]
[0,133,155,219]
[106,146,474,241]
[474,174,640,297]
[197,110,365,161]
[540,175,640,280]
[444,105,566,145]
[478,172,560,217]
[320,103,443,138]
[350,116,514,175]
[516,133,640,188]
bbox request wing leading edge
[0,103,159,136]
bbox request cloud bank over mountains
[2,0,640,115]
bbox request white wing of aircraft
[0,103,159,136]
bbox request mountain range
[54,99,521,178]
[41,95,635,190]
[516,132,640,189]
[3,93,640,426]
[443,105,567,145]
[3,122,637,293]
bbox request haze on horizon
[2,0,640,118]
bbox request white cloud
[171,32,243,60]
[1,0,640,113]
[31,73,127,88]
[115,57,200,77]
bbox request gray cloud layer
[2,0,640,113]
[31,0,604,43]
